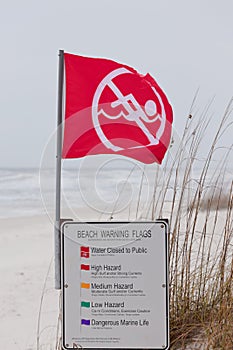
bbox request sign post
[62,221,169,349]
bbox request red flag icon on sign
[62,53,173,164]
[81,264,90,271]
[80,246,90,258]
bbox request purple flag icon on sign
[81,319,90,326]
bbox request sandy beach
[0,215,59,350]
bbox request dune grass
[140,97,233,349]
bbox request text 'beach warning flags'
[62,53,173,164]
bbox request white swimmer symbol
[92,68,166,151]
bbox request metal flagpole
[54,49,64,289]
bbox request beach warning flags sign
[62,53,173,164]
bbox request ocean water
[0,162,232,219]
[0,168,43,218]
[0,163,157,219]
[0,160,166,218]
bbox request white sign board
[62,221,169,349]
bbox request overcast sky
[0,0,232,168]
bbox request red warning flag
[62,53,173,164]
